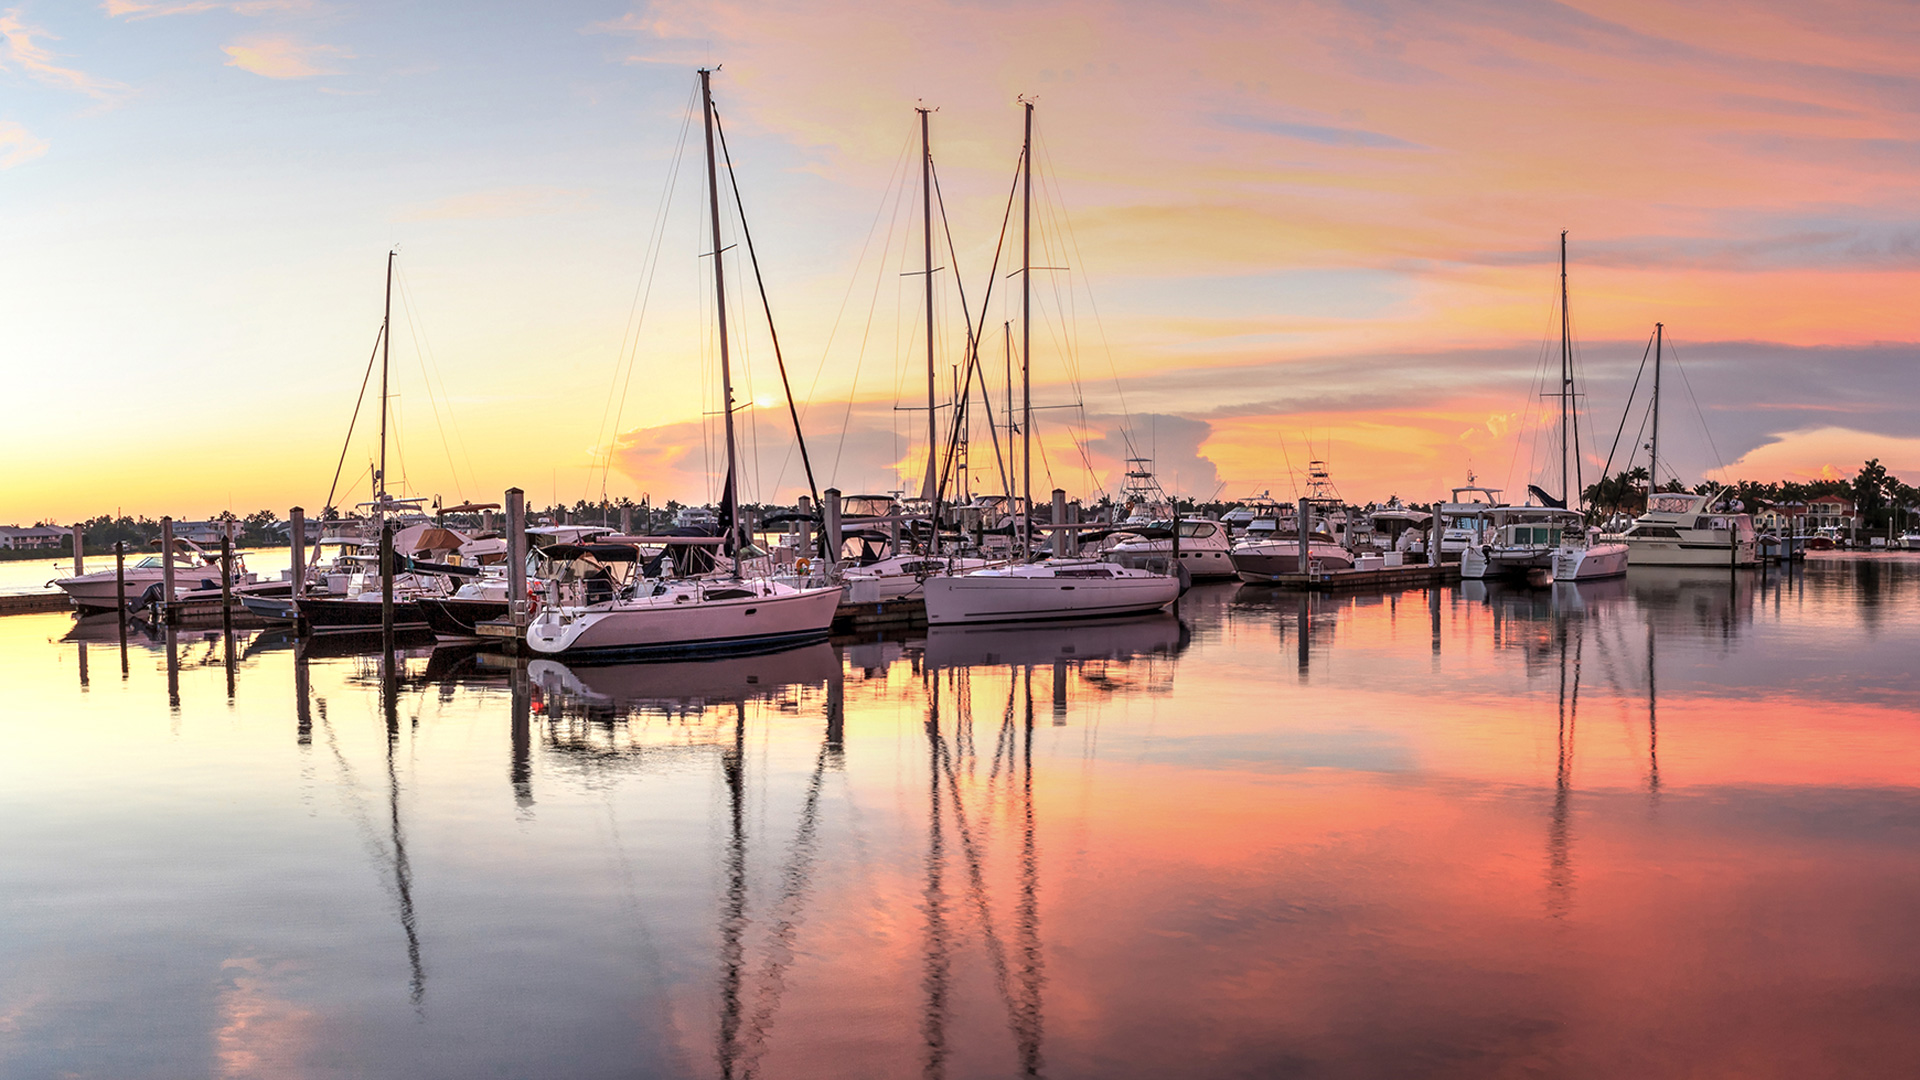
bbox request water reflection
[9,559,1920,1077]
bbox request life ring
[795,557,811,574]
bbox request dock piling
[1298,499,1312,579]
[824,488,843,568]
[505,488,527,626]
[290,506,306,598]
[220,527,234,638]
[1051,489,1066,558]
[71,525,84,576]
[160,517,176,621]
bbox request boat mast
[1651,321,1663,493]
[1020,99,1033,562]
[919,107,939,544]
[699,69,744,566]
[1559,230,1572,510]
[379,249,394,508]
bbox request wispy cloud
[222,35,347,78]
[103,0,317,18]
[0,118,48,167]
[0,8,127,100]
[1215,113,1424,150]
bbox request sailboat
[1462,233,1626,582]
[921,100,1180,627]
[525,70,842,659]
[1615,322,1757,567]
[836,106,993,604]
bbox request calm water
[4,558,1919,1078]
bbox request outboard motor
[133,581,166,614]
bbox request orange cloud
[0,9,128,100]
[0,119,47,168]
[222,35,347,79]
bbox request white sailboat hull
[525,583,842,658]
[922,566,1179,625]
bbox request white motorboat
[1105,518,1237,580]
[1463,506,1584,580]
[53,539,247,613]
[1229,533,1355,581]
[1620,492,1757,567]
[922,558,1179,625]
[1552,523,1629,581]
[841,551,995,602]
[524,71,840,658]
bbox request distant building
[1807,495,1858,531]
[0,525,68,550]
[172,520,234,545]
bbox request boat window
[1053,567,1115,579]
[1630,526,1680,539]
[1177,521,1216,538]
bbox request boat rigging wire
[711,103,820,507]
[1664,338,1728,483]
[1595,328,1657,500]
[593,79,698,506]
[323,323,386,516]
[394,265,473,502]
[827,126,917,487]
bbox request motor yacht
[1104,518,1236,580]
[1620,492,1757,567]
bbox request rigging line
[1597,329,1656,494]
[829,126,918,484]
[928,155,1016,506]
[712,105,819,506]
[402,265,481,501]
[1666,340,1726,482]
[324,323,386,516]
[1507,281,1560,498]
[599,80,699,505]
[394,269,465,502]
[812,127,916,482]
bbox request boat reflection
[922,612,1187,670]
[529,643,838,720]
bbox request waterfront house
[0,525,68,550]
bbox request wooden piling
[1298,499,1312,578]
[160,517,176,616]
[289,506,306,597]
[114,541,127,616]
[1051,489,1066,558]
[824,488,843,569]
[220,529,234,638]
[505,488,527,625]
[71,525,84,576]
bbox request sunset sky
[3,0,1917,522]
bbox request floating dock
[833,596,925,630]
[0,593,71,616]
[1241,563,1461,591]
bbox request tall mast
[699,69,743,564]
[1020,100,1034,561]
[919,107,938,521]
[379,249,393,506]
[1559,230,1571,508]
[1651,322,1663,493]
